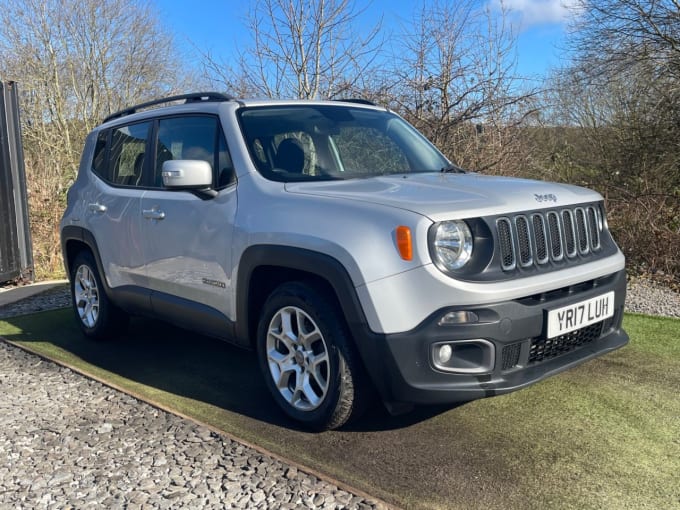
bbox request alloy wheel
[74,264,100,328]
[265,306,330,411]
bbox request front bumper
[355,269,628,405]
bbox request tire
[70,251,128,340]
[256,281,369,430]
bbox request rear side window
[108,122,151,187]
[153,116,234,189]
[91,130,108,179]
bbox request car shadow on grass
[0,308,457,433]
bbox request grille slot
[562,210,577,257]
[515,216,532,267]
[575,208,589,254]
[529,321,603,364]
[533,214,549,264]
[547,211,563,261]
[587,206,600,249]
[497,218,516,270]
[496,203,604,272]
[501,343,522,370]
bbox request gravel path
[0,341,382,509]
[0,283,385,509]
[0,278,677,509]
[625,277,680,318]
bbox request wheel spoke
[86,306,97,328]
[305,372,324,407]
[280,308,298,345]
[308,350,328,371]
[75,290,87,307]
[296,310,320,349]
[274,360,298,390]
[269,327,295,353]
[267,347,290,366]
[299,329,321,350]
[308,351,328,391]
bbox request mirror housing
[162,160,213,189]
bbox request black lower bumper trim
[352,269,629,405]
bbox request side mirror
[161,160,213,189]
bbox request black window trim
[90,113,236,192]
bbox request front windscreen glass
[238,105,451,182]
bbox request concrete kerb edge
[0,336,398,510]
[0,280,69,307]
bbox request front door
[139,115,237,321]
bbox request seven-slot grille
[496,204,602,271]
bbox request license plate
[546,291,615,339]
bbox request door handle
[88,203,107,213]
[142,208,165,220]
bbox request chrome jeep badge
[534,193,557,203]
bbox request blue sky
[159,0,579,82]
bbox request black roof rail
[334,98,376,106]
[103,92,234,123]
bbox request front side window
[153,116,234,189]
[238,105,449,182]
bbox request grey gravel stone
[625,277,680,318]
[0,342,383,509]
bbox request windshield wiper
[440,164,466,174]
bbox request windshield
[238,105,451,182]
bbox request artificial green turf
[0,310,678,509]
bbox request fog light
[437,344,453,364]
[438,310,479,325]
[431,339,495,374]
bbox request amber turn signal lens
[396,226,413,261]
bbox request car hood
[284,172,602,221]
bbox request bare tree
[387,0,538,174]
[205,0,382,99]
[538,0,680,279]
[0,0,183,278]
[569,0,680,82]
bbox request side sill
[109,285,238,344]
[150,289,237,343]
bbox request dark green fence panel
[0,81,32,283]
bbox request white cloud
[492,0,582,27]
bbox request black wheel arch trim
[235,245,371,347]
[61,226,110,294]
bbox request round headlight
[431,220,473,271]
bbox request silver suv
[60,92,628,430]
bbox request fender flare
[61,225,108,292]
[235,245,370,345]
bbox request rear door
[85,122,150,290]
[139,115,237,322]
